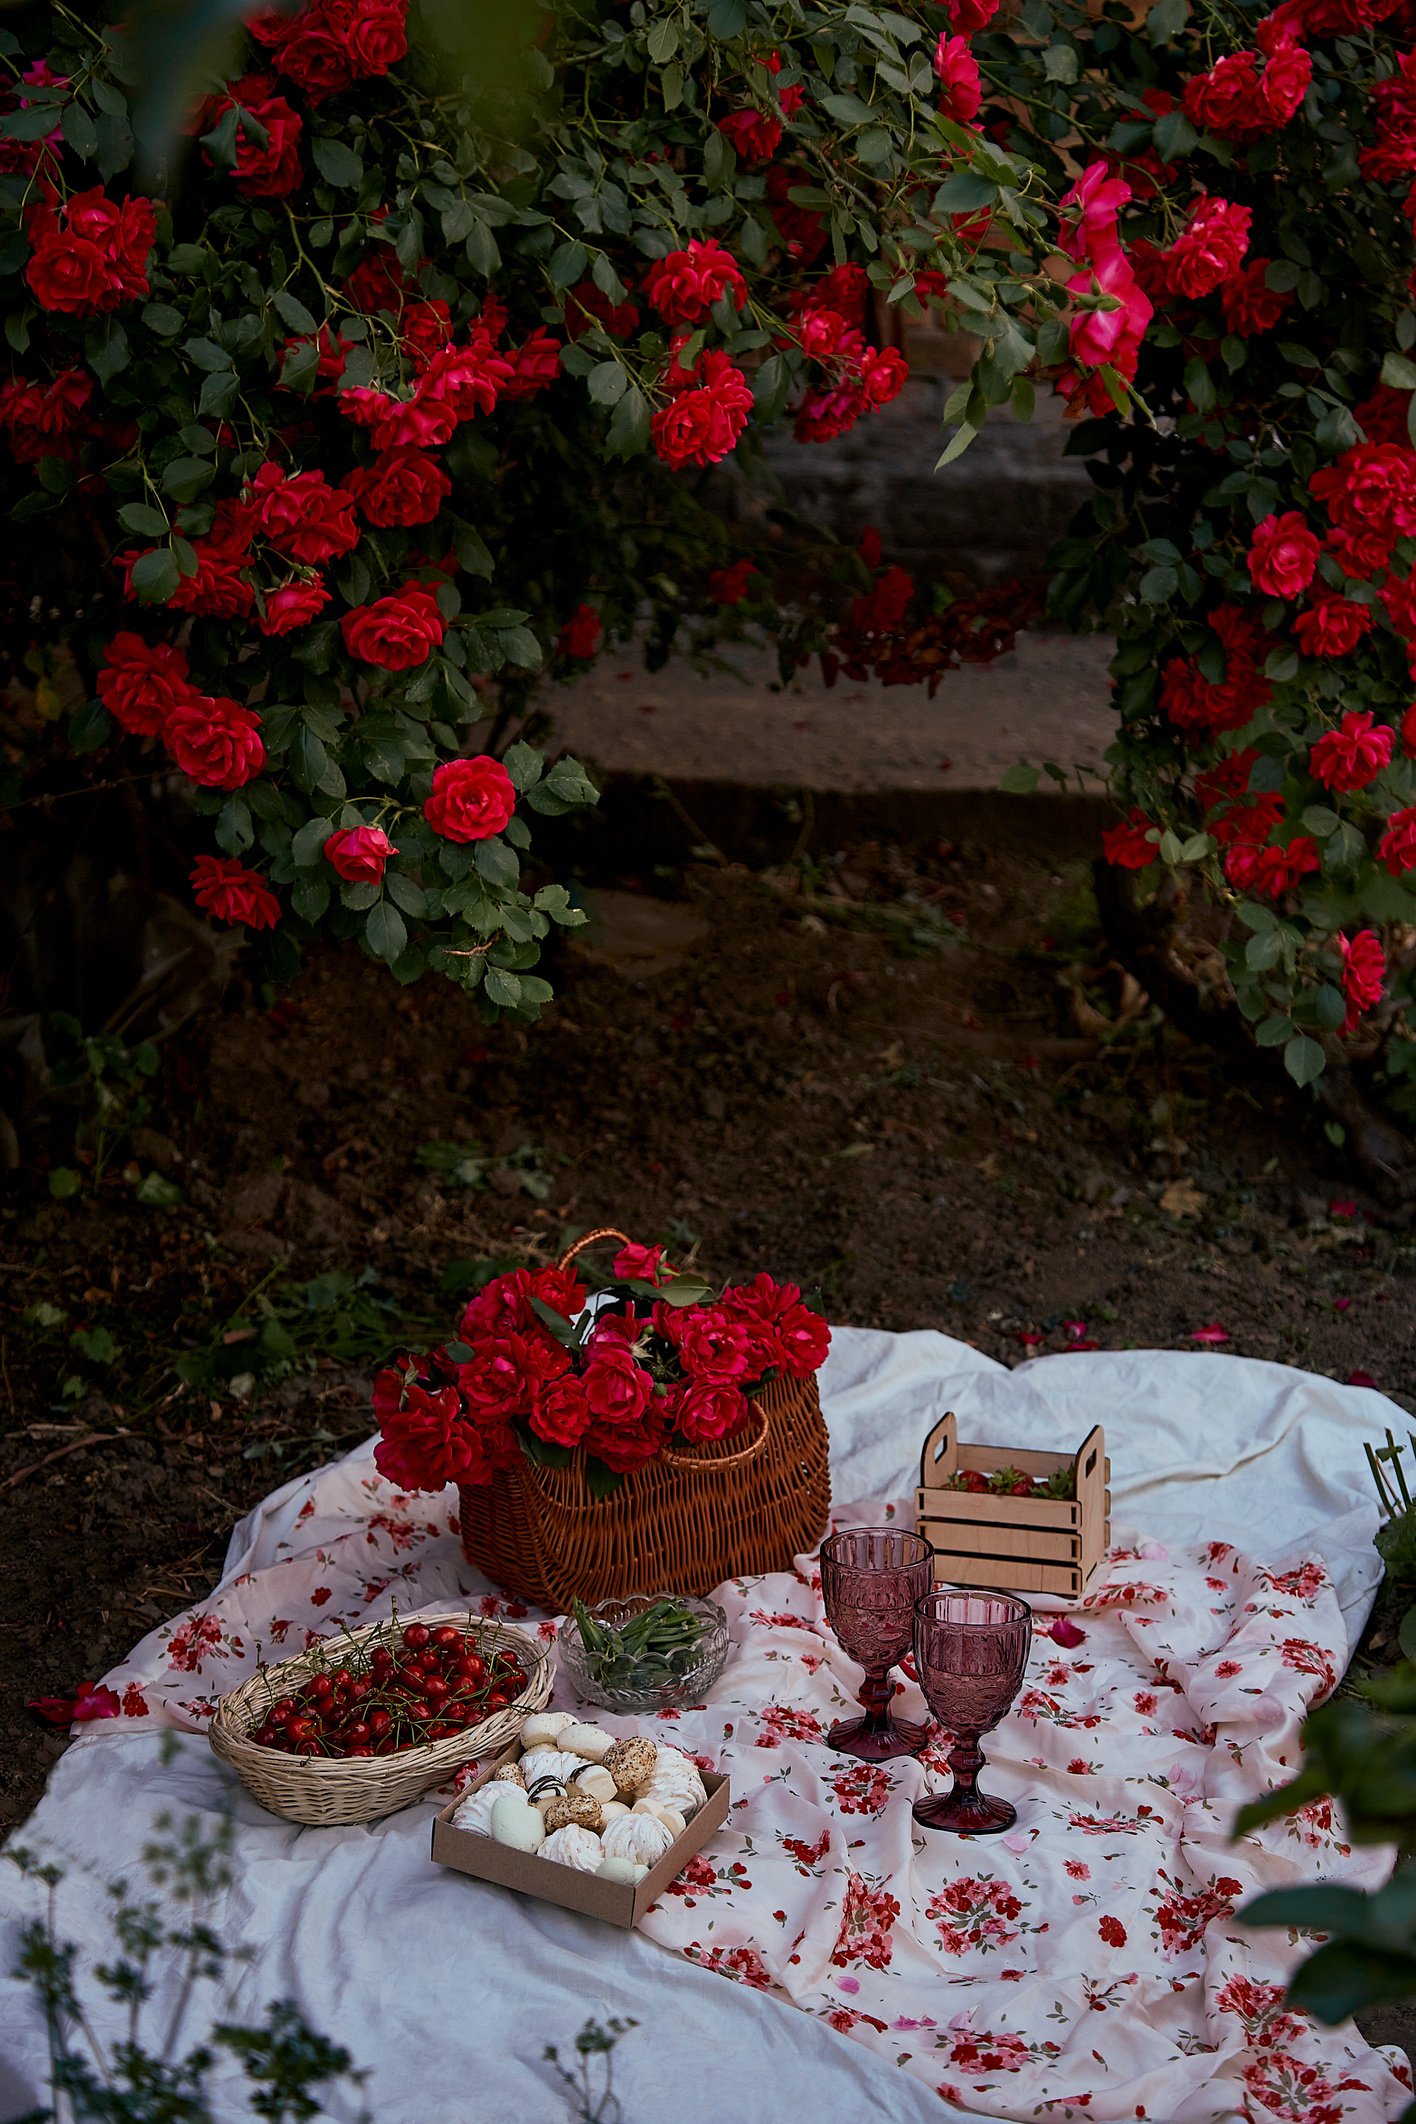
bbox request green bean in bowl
[558,1593,730,1713]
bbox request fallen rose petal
[1334,1297,1353,1312]
[1018,1330,1044,1347]
[1063,1319,1088,1339]
[27,1683,121,1726]
[1048,1617,1087,1647]
[1348,1369,1378,1388]
[1190,1323,1231,1345]
[1329,1199,1358,1219]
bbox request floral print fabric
[96,1473,1411,2123]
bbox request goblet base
[912,1788,1017,1835]
[826,1712,931,1762]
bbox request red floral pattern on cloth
[87,1470,1408,2122]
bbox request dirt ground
[5,783,1413,1843]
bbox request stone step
[547,629,1117,794]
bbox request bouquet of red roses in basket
[371,1239,831,1494]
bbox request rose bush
[0,0,1139,1016]
[969,0,1416,1107]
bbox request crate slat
[930,1552,1084,1597]
[918,1515,1081,1564]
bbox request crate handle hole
[1082,1449,1097,1479]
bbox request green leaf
[1246,930,1284,971]
[706,0,748,34]
[312,137,363,186]
[1000,763,1038,794]
[936,421,978,469]
[502,740,543,792]
[273,288,318,335]
[136,1171,182,1208]
[937,171,997,212]
[118,502,169,538]
[69,699,112,754]
[128,547,180,605]
[60,100,98,159]
[365,899,407,964]
[1302,805,1340,838]
[1284,1033,1326,1087]
[606,384,651,458]
[484,965,523,1008]
[1383,352,1416,393]
[587,359,628,405]
[753,353,791,419]
[48,1168,82,1200]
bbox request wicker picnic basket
[457,1229,832,1609]
[208,1605,551,1826]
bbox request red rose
[1100,808,1159,868]
[1378,804,1416,873]
[372,1375,482,1490]
[933,33,983,123]
[1382,570,1416,640]
[281,325,351,389]
[340,582,447,669]
[652,349,753,469]
[557,603,602,660]
[1309,710,1394,791]
[1354,385,1412,449]
[717,108,783,161]
[1162,194,1251,298]
[458,1265,586,1339]
[675,1380,750,1445]
[1247,511,1320,597]
[583,1414,667,1473]
[25,187,156,315]
[343,447,451,528]
[402,299,453,369]
[709,559,759,605]
[423,754,516,841]
[344,247,415,315]
[346,0,408,79]
[1339,929,1386,1031]
[718,1272,831,1378]
[661,1306,754,1384]
[1294,594,1373,658]
[0,368,94,463]
[258,577,331,635]
[1403,702,1416,758]
[644,240,749,326]
[500,330,563,400]
[528,1374,593,1449]
[1221,259,1291,337]
[165,693,265,790]
[1222,835,1320,898]
[612,1241,671,1283]
[166,543,254,620]
[582,1341,653,1428]
[419,334,513,421]
[190,853,280,929]
[1160,605,1270,735]
[324,824,398,881]
[203,76,302,197]
[251,462,360,565]
[340,386,457,452]
[861,345,908,409]
[565,280,641,341]
[96,633,192,737]
[1311,443,1416,558]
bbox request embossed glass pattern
[911,1588,1031,1835]
[819,1528,934,1761]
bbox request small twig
[0,1431,124,1494]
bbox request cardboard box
[431,1747,732,1928]
[916,1411,1110,1600]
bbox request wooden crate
[915,1412,1110,1601]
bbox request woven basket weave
[208,1607,551,1826]
[457,1230,831,1609]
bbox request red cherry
[403,1623,431,1651]
[347,1744,374,1756]
[432,1625,462,1648]
[485,1689,509,1711]
[368,1709,392,1736]
[271,1697,297,1721]
[294,1739,321,1756]
[422,1675,449,1702]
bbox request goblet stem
[911,1726,1017,1835]
[827,1665,930,1762]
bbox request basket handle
[557,1226,632,1271]
[663,1400,771,1471]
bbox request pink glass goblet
[819,1528,935,1761]
[911,1587,1031,1835]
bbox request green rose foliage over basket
[0,0,1144,1016]
[967,0,1416,1100]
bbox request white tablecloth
[0,1329,1408,2123]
